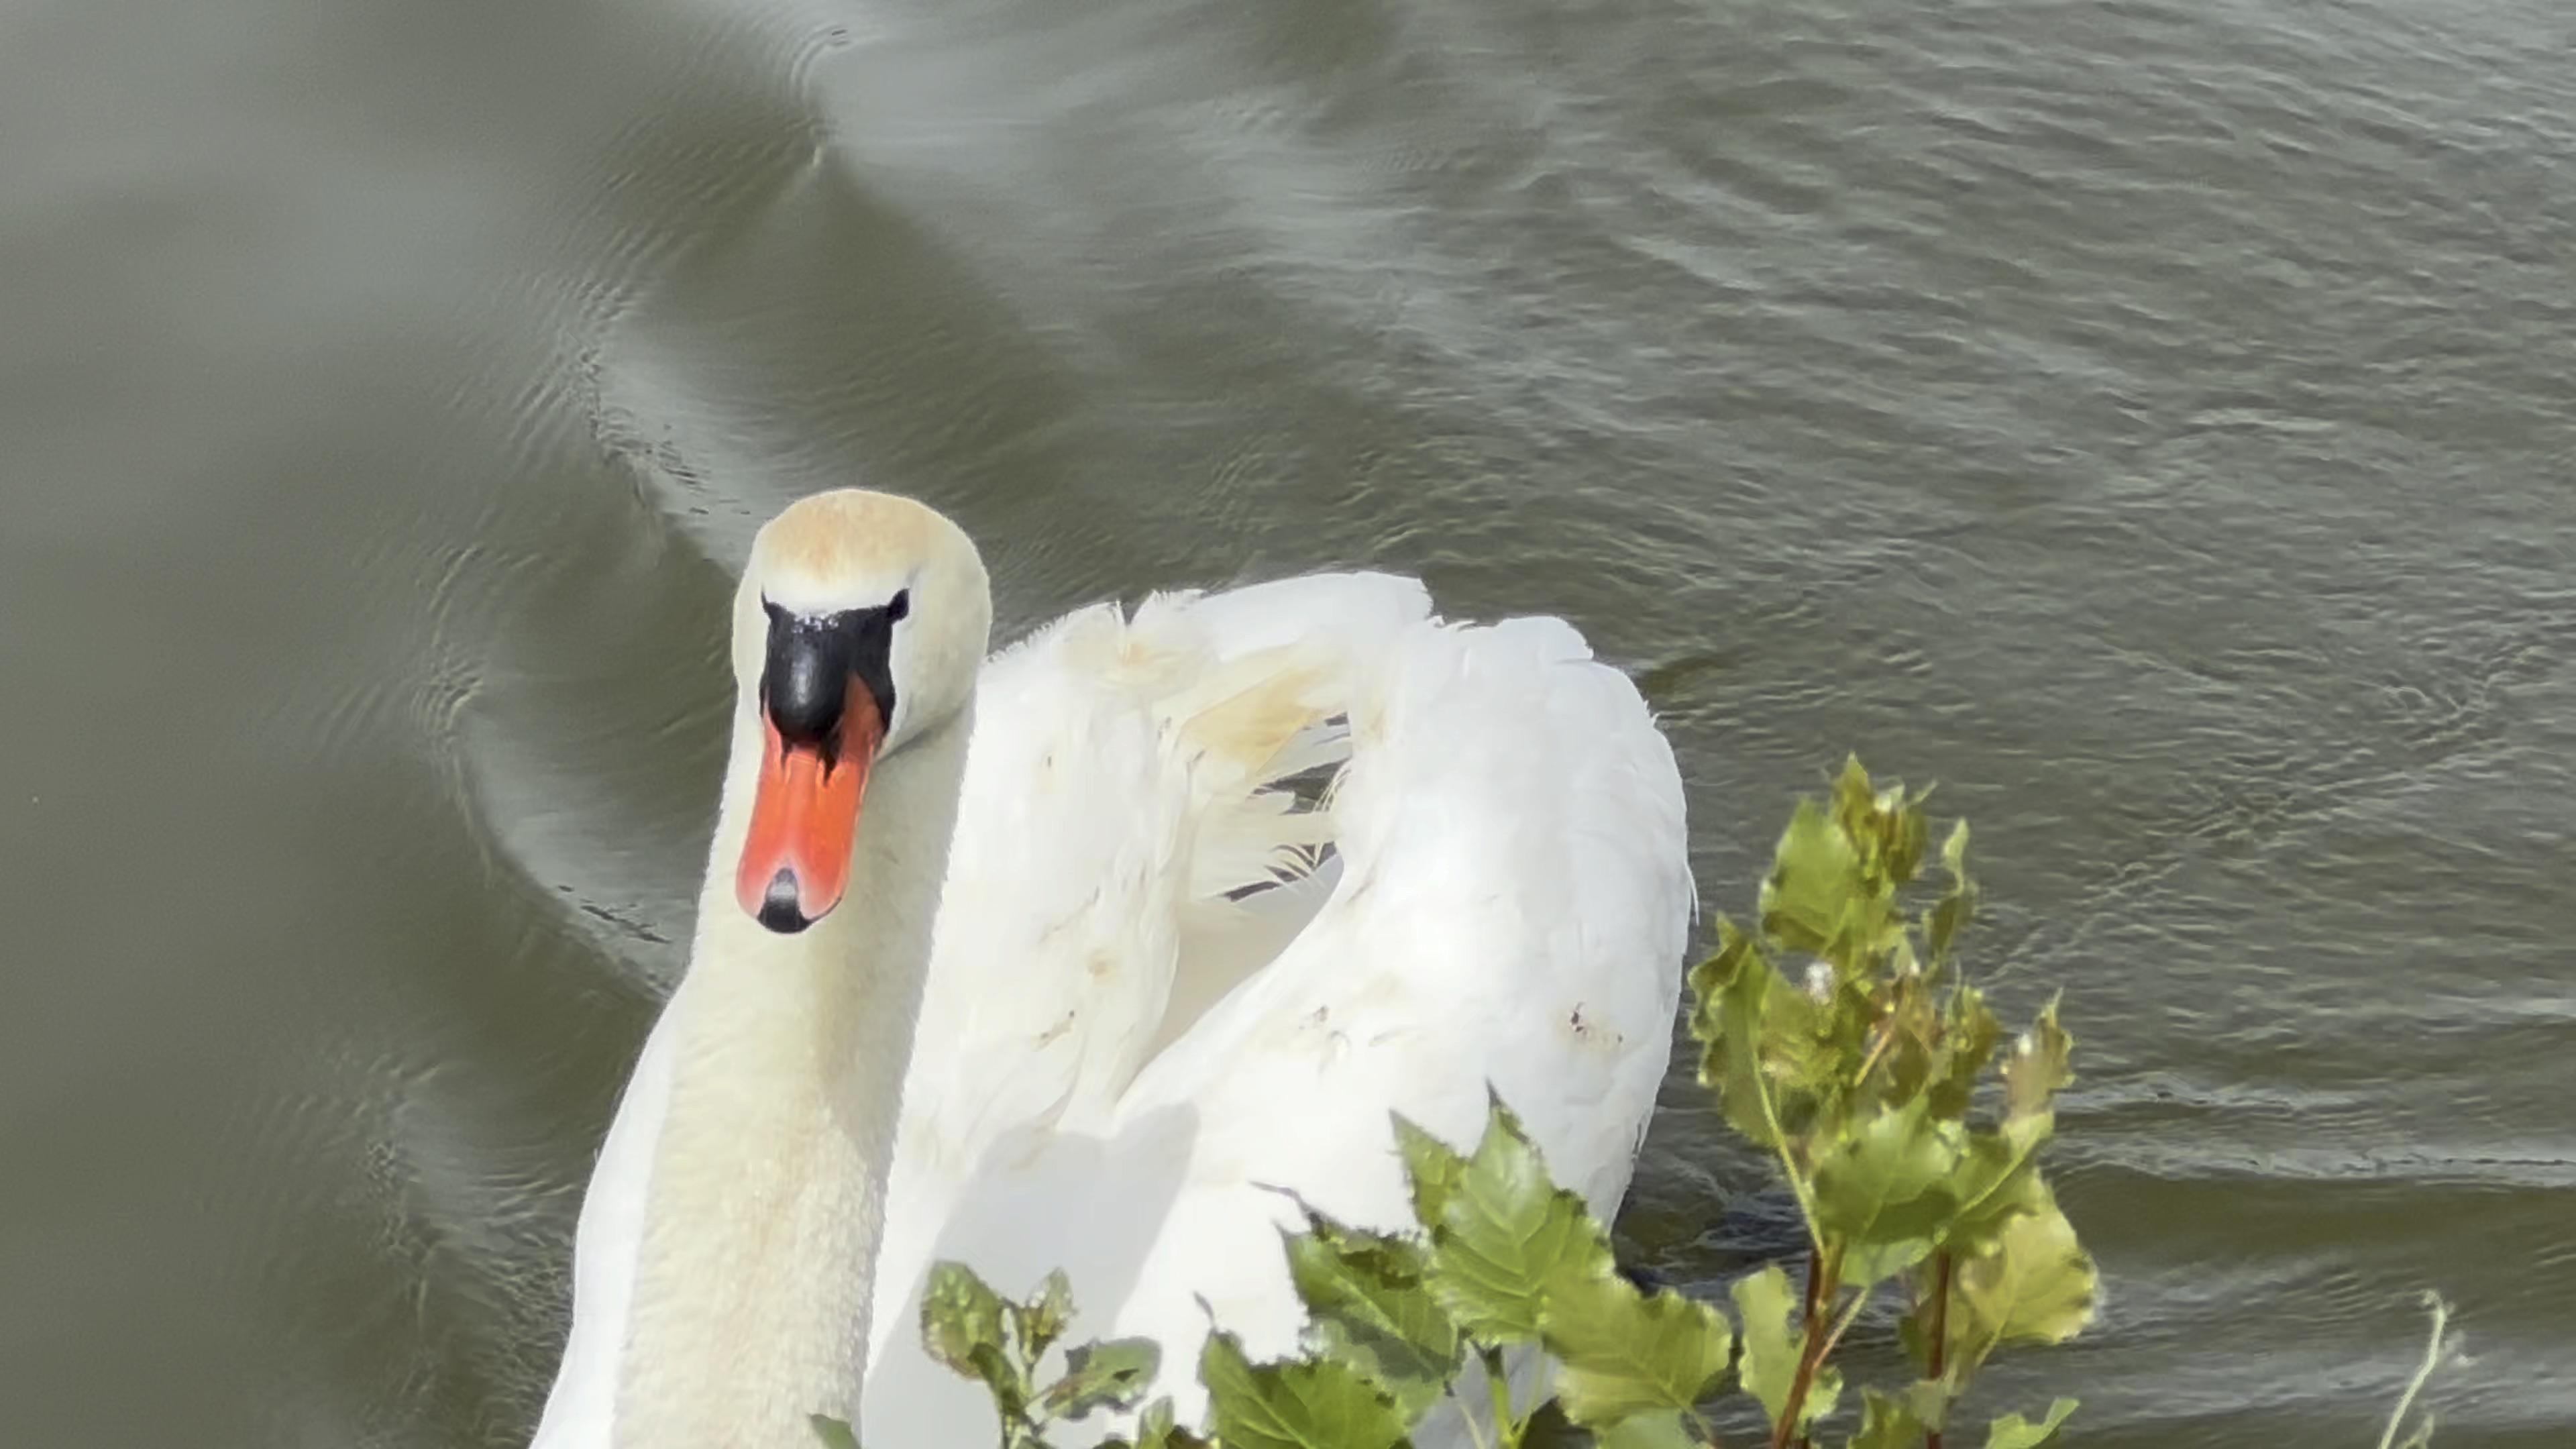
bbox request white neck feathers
[610,701,972,1448]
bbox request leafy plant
[830,1102,1735,1449]
[849,1263,1174,1449]
[1688,759,2093,1447]
[818,760,2099,1449]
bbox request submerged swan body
[533,491,1692,1449]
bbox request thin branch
[1482,1346,1519,1449]
[1924,1251,1953,1449]
[2376,1293,2454,1449]
[1813,1268,1874,1366]
[1752,1056,1822,1246]
[1801,1244,1825,1338]
[1768,1246,1843,1449]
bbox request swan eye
[887,588,910,623]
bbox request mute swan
[533,490,1691,1449]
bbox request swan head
[727,489,991,934]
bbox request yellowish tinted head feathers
[733,490,992,745]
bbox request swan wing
[863,577,1690,1445]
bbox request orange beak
[734,680,886,932]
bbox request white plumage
[535,542,1690,1449]
[861,572,1690,1445]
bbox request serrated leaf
[1283,1214,1459,1419]
[1810,1097,1959,1284]
[1868,769,1931,886]
[1925,983,2000,1121]
[922,1260,1014,1383]
[1925,821,1974,964]
[1690,924,1849,1148]
[1393,1114,1468,1226]
[1933,1131,2046,1261]
[1688,921,1782,1146]
[1941,1186,2096,1381]
[1727,1264,1801,1426]
[1805,1360,1844,1427]
[1124,1396,1217,1449]
[1963,1194,2097,1344]
[1421,1099,1611,1344]
[1983,1398,2077,1448]
[1843,1387,1926,1449]
[1037,1337,1161,1421]
[1540,1267,1732,1425]
[808,1413,863,1449]
[1902,1379,1949,1434]
[1199,1329,1411,1449]
[968,1342,1027,1423]
[2002,1000,2074,1126]
[1594,1409,1703,1449]
[1014,1269,1075,1364]
[1762,797,1867,959]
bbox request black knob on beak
[757,868,812,934]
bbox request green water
[1,0,2569,1442]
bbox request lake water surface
[3,0,2571,1443]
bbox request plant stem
[1752,1054,1823,1247]
[1796,1247,1824,1449]
[1924,1250,1953,1449]
[1849,1015,1900,1093]
[1801,1244,1825,1330]
[1769,1246,1842,1449]
[1483,1345,1519,1449]
[1815,1271,1873,1366]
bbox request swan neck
[613,705,969,1448]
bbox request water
[2,0,2569,1443]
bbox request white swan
[532,490,1692,1449]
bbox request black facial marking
[759,595,903,757]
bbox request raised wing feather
[861,575,1690,1447]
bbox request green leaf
[1925,983,2001,1121]
[1123,1396,1217,1449]
[1809,1097,1959,1284]
[1726,1264,1801,1426]
[1283,1213,1460,1419]
[808,1414,863,1449]
[1843,1388,1927,1449]
[1037,1338,1162,1421]
[1983,1398,2078,1448]
[1593,1409,1703,1449]
[1541,1268,1733,1425]
[1420,1099,1612,1344]
[1902,1379,1950,1434]
[1014,1269,1076,1365]
[1687,921,1782,1146]
[2002,1000,2074,1126]
[1199,1328,1411,1449]
[1929,1185,2096,1383]
[1931,1129,2047,1262]
[1925,820,1974,965]
[1689,923,1851,1149]
[1762,797,1868,960]
[1958,1191,2097,1347]
[921,1260,1014,1383]
[1393,1114,1469,1226]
